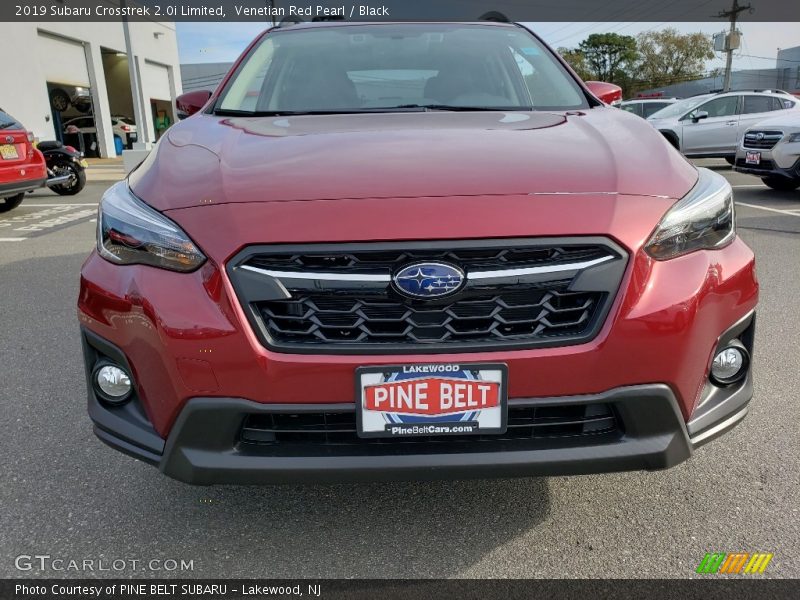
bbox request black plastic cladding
[226,237,629,355]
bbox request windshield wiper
[389,104,533,112]
[212,106,535,117]
[213,108,373,117]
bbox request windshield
[0,110,23,130]
[215,23,588,114]
[648,95,712,120]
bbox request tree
[557,47,591,82]
[633,28,714,92]
[578,33,639,84]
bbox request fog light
[711,345,748,385]
[93,364,132,403]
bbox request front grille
[736,158,775,171]
[246,244,612,274]
[239,403,622,455]
[228,239,627,354]
[742,131,782,150]
[257,287,603,345]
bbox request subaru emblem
[4,135,12,144]
[393,262,465,299]
[755,132,765,141]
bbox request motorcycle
[37,140,88,196]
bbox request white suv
[734,111,800,190]
[647,90,799,163]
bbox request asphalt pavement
[0,162,798,579]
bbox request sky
[177,21,800,72]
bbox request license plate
[356,363,507,438]
[0,144,19,160]
[746,151,761,165]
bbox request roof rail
[276,16,303,27]
[713,88,790,95]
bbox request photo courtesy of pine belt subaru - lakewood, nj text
[78,22,758,485]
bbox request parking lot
[1,162,798,579]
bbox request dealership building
[0,20,182,159]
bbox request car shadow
[148,475,552,578]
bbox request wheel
[49,88,70,112]
[50,161,87,196]
[0,193,24,212]
[659,131,680,151]
[761,176,800,191]
[724,156,735,166]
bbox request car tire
[0,193,25,212]
[761,176,800,191]
[724,157,735,166]
[659,131,680,151]
[51,162,87,196]
[49,88,70,112]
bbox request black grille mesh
[257,288,603,345]
[239,403,621,454]
[230,240,625,353]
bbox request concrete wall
[777,45,800,70]
[636,67,800,99]
[180,62,233,93]
[0,18,182,158]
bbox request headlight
[784,132,800,143]
[644,168,735,260]
[97,181,206,272]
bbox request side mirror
[585,81,623,106]
[691,110,709,123]
[176,90,212,118]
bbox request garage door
[142,61,171,101]
[36,32,89,87]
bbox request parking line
[21,203,98,207]
[736,202,800,217]
[0,238,27,242]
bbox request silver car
[647,90,799,163]
[618,98,679,119]
[734,111,800,190]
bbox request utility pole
[717,0,751,92]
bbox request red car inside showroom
[77,21,758,485]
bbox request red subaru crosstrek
[0,108,46,212]
[78,22,758,484]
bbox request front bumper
[78,195,759,484]
[82,313,754,484]
[734,152,800,180]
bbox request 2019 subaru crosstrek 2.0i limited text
[78,22,758,484]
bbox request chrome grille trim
[239,254,615,282]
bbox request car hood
[129,108,697,211]
[745,111,800,131]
